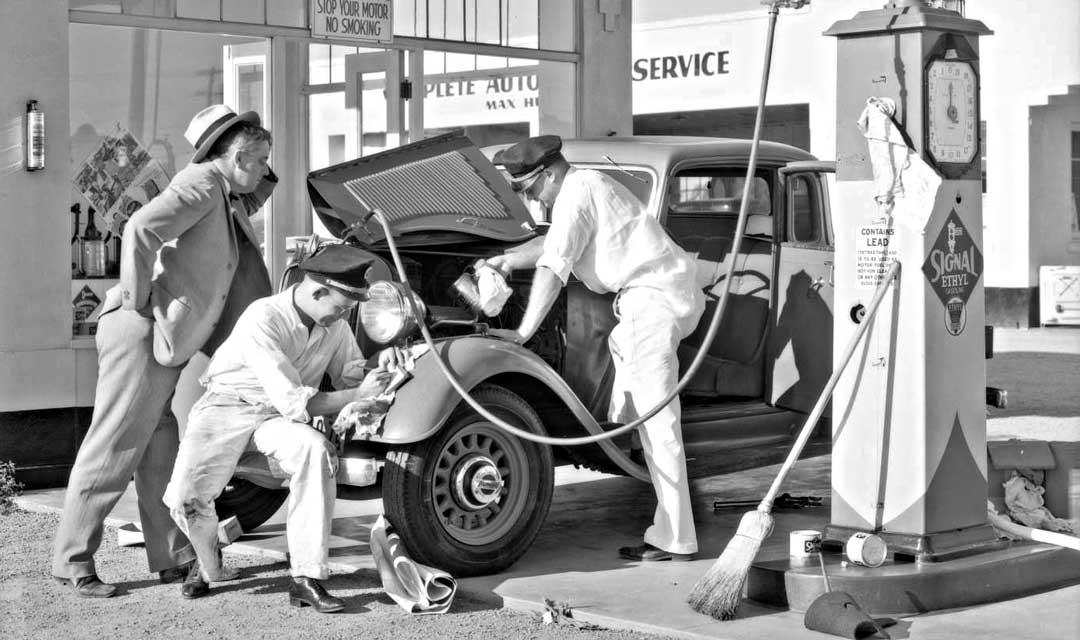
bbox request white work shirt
[200,285,364,423]
[536,168,701,320]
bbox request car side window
[785,173,831,248]
[664,169,772,257]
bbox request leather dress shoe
[181,560,210,599]
[158,559,195,584]
[288,577,344,613]
[618,543,694,562]
[54,574,117,598]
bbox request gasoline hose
[369,1,791,448]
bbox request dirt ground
[0,510,662,640]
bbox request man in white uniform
[163,244,397,611]
[486,136,705,561]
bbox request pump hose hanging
[367,1,788,448]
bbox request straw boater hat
[184,104,261,163]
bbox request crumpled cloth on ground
[370,514,457,615]
[856,96,941,231]
[1003,472,1077,533]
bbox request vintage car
[215,131,837,577]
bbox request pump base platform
[747,542,1080,616]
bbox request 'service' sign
[312,0,392,44]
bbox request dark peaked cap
[497,135,563,182]
[300,244,374,296]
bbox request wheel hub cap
[454,455,504,510]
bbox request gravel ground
[0,510,663,640]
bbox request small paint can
[789,530,822,558]
[845,532,887,567]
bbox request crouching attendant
[163,244,398,611]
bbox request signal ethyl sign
[922,210,983,336]
[312,0,392,44]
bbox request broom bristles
[687,509,774,620]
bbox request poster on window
[72,126,171,233]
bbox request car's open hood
[307,131,537,247]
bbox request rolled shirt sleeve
[535,183,595,285]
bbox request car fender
[366,335,575,443]
[356,335,650,482]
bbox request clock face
[926,59,977,165]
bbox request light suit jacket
[105,161,276,367]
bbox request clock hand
[946,82,959,124]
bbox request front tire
[214,477,288,533]
[383,384,554,577]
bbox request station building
[1,0,1077,486]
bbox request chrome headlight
[359,281,426,343]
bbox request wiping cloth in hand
[856,96,942,232]
[370,515,457,614]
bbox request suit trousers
[52,307,195,579]
[163,392,338,580]
[608,288,701,556]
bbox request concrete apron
[18,453,1080,639]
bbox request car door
[768,161,836,413]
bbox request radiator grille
[343,152,511,223]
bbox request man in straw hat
[52,105,276,599]
[485,135,705,562]
[164,244,399,612]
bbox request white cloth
[856,97,942,231]
[537,168,702,320]
[538,169,704,554]
[1003,473,1077,533]
[370,515,457,614]
[200,286,364,423]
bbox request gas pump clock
[923,35,981,179]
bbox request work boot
[54,574,117,598]
[288,577,345,613]
[181,560,209,600]
[158,559,196,584]
[618,542,694,562]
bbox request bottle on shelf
[81,207,106,278]
[70,203,83,278]
[105,220,123,277]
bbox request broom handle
[988,509,1080,551]
[759,260,901,512]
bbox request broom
[688,261,901,619]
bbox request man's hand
[377,346,404,371]
[483,254,512,276]
[356,367,393,398]
[487,328,526,344]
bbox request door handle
[824,260,834,286]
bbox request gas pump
[824,1,996,561]
[740,0,1080,616]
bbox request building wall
[966,0,1080,289]
[1030,94,1080,273]
[0,0,76,411]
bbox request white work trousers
[609,288,701,555]
[163,392,337,579]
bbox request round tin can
[845,532,887,567]
[789,529,822,558]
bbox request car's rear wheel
[214,477,288,533]
[383,384,554,577]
